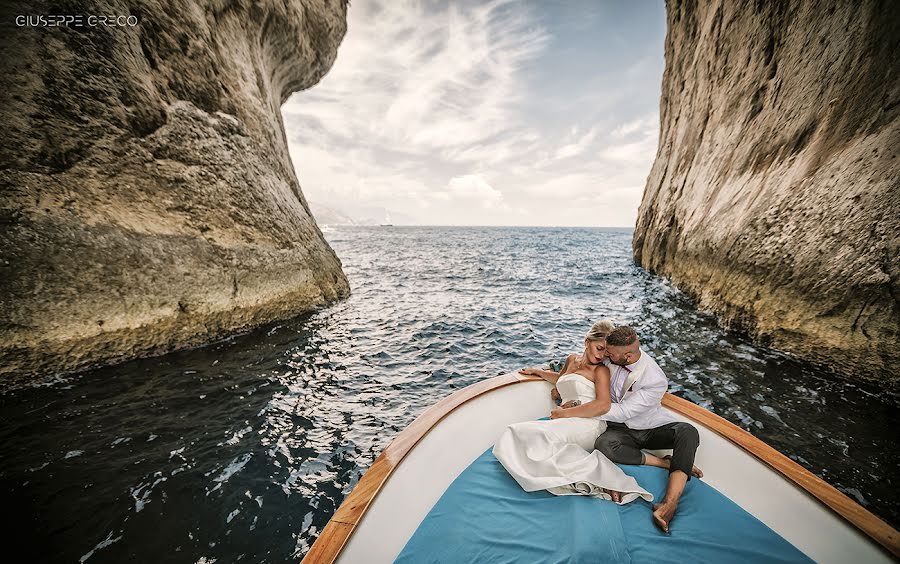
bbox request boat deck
[305,374,899,563]
[396,446,812,563]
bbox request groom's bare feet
[652,500,678,533]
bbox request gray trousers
[594,421,700,480]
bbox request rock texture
[0,0,350,385]
[635,0,900,392]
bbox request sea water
[1,226,896,562]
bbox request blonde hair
[585,319,616,341]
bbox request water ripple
[0,227,897,562]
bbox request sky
[283,0,667,227]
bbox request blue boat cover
[395,447,812,563]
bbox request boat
[304,372,900,563]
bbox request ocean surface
[1,226,897,562]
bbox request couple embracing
[492,321,702,533]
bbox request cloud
[284,0,549,155]
[445,174,504,207]
[611,114,658,138]
[281,1,666,226]
[600,138,656,162]
[600,117,658,163]
[554,126,600,160]
[520,173,597,199]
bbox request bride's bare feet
[602,488,622,503]
[652,500,677,533]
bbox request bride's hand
[560,400,580,409]
[550,408,568,419]
[518,367,541,376]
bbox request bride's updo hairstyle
[584,319,615,341]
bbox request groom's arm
[601,374,667,423]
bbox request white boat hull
[306,374,897,563]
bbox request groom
[592,326,701,533]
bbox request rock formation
[635,0,899,392]
[0,0,350,385]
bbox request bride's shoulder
[591,363,611,379]
[560,354,577,374]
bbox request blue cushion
[395,448,812,563]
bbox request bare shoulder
[561,354,576,374]
[591,363,611,381]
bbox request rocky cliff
[0,0,350,385]
[635,0,899,392]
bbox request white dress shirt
[602,349,676,430]
[609,360,636,403]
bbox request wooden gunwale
[303,374,899,563]
[660,393,899,558]
[302,372,535,563]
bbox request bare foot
[652,500,677,533]
[661,455,703,478]
[602,488,622,503]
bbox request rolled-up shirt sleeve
[602,374,667,423]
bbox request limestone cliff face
[0,0,350,384]
[635,0,900,391]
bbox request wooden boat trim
[302,372,540,563]
[304,375,899,563]
[660,393,899,558]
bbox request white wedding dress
[492,372,653,504]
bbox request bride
[492,320,652,504]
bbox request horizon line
[320,224,637,229]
